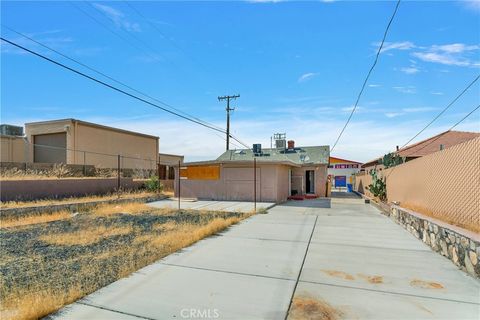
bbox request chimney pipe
[288,140,295,149]
[396,145,399,151]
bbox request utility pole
[218,94,240,151]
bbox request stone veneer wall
[390,205,479,279]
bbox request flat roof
[182,159,302,167]
[159,152,184,158]
[25,118,159,140]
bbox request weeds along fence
[1,141,159,180]
[354,136,480,230]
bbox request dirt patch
[357,274,384,284]
[410,279,444,289]
[289,296,344,320]
[321,270,355,281]
[0,206,251,320]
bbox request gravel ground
[0,208,246,315]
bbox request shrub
[145,176,163,192]
[382,152,404,168]
[367,169,387,201]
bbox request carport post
[178,160,181,211]
[83,151,86,176]
[254,158,257,213]
[117,155,121,196]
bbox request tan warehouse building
[18,119,159,169]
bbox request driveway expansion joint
[76,301,156,320]
[298,280,480,306]
[159,262,297,282]
[284,215,319,320]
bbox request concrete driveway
[147,199,275,213]
[53,199,480,319]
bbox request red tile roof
[397,130,480,158]
[361,130,479,168]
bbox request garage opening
[34,133,67,163]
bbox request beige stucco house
[174,141,329,203]
[24,119,159,169]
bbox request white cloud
[400,66,420,74]
[393,86,416,94]
[402,107,437,113]
[412,52,470,67]
[463,0,480,12]
[298,72,318,83]
[431,43,479,53]
[412,43,480,67]
[341,106,362,112]
[384,112,403,118]
[247,0,284,3]
[93,3,141,32]
[375,41,416,53]
[430,91,444,95]
[368,84,381,88]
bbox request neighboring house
[158,153,184,180]
[174,139,330,203]
[328,156,362,188]
[22,119,159,169]
[362,130,480,173]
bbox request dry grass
[410,279,444,289]
[0,205,251,320]
[401,203,480,234]
[1,190,158,209]
[1,286,87,320]
[289,296,344,320]
[39,225,134,246]
[93,202,153,217]
[0,211,72,229]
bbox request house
[158,153,184,180]
[362,130,480,173]
[174,139,330,203]
[328,156,362,188]
[20,119,159,169]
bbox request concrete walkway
[148,199,275,213]
[54,199,480,319]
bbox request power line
[85,1,176,67]
[2,25,225,133]
[1,37,251,149]
[386,104,480,178]
[331,0,401,153]
[397,74,480,150]
[69,1,161,63]
[122,1,193,62]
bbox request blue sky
[1,0,479,161]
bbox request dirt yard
[0,203,251,320]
